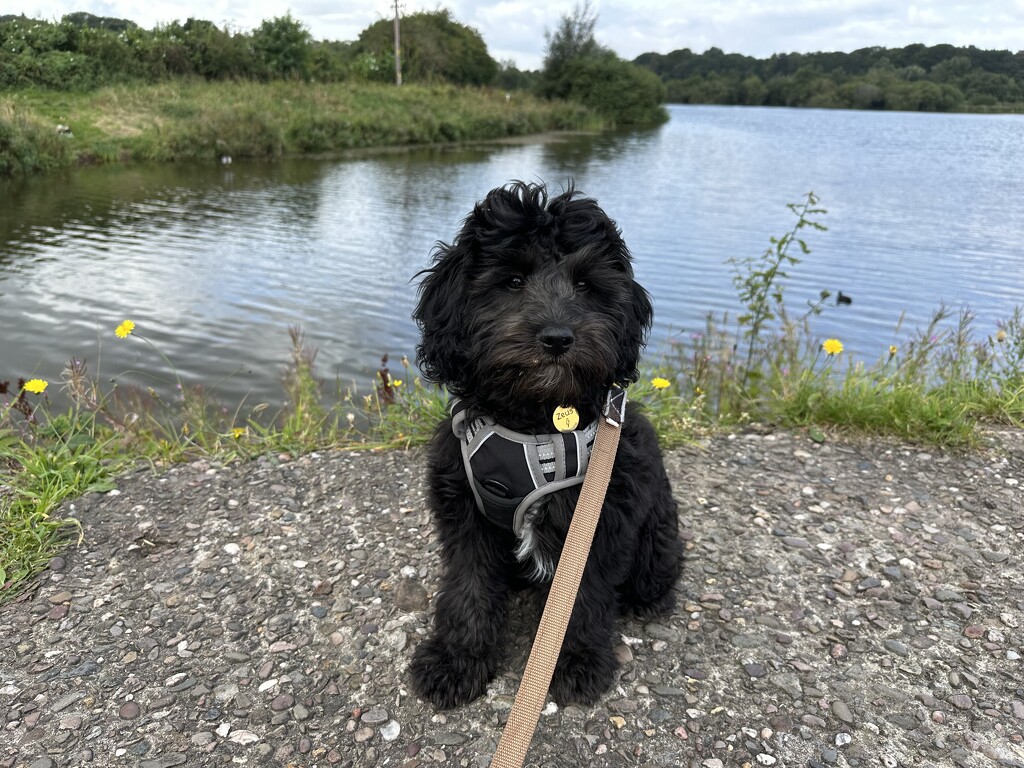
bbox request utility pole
[392,0,402,86]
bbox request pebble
[380,720,401,741]
[270,693,294,711]
[831,700,855,724]
[139,755,186,768]
[362,707,389,724]
[883,639,910,657]
[949,694,974,710]
[119,701,141,720]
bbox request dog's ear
[616,278,654,385]
[414,240,470,390]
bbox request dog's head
[414,181,652,420]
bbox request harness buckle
[603,386,627,427]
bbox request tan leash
[490,387,627,768]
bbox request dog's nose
[538,325,574,356]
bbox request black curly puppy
[409,181,682,709]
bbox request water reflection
[3,106,1023,409]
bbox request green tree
[536,0,605,98]
[251,13,311,79]
[355,10,496,86]
[536,1,666,124]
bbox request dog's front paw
[409,635,494,709]
[550,647,617,705]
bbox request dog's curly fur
[408,181,683,708]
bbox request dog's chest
[514,493,577,582]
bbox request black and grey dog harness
[451,399,599,536]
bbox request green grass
[1,80,599,175]
[3,195,1023,603]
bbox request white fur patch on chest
[514,500,555,582]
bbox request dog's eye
[506,275,525,290]
[574,279,589,292]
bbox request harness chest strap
[450,398,599,535]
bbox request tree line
[633,44,1024,111]
[0,5,665,126]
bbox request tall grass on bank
[3,195,1023,601]
[640,194,1024,445]
[0,80,599,176]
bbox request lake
[2,104,1023,408]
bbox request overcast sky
[13,1,1024,70]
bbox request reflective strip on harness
[451,399,598,536]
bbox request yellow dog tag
[552,405,579,433]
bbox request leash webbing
[490,388,626,768]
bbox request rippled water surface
[2,105,1023,405]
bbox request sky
[11,1,1024,70]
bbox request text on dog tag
[552,406,579,432]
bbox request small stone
[228,730,260,745]
[354,726,374,743]
[380,720,401,741]
[48,591,73,604]
[119,701,141,720]
[293,703,311,721]
[835,732,853,747]
[883,639,910,657]
[270,693,294,711]
[361,707,389,725]
[139,755,187,768]
[395,580,429,611]
[744,663,767,678]
[59,715,84,730]
[831,700,855,724]
[857,577,882,591]
[191,732,215,746]
[949,694,974,710]
[756,755,777,766]
[29,760,55,768]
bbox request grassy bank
[1,80,598,176]
[3,196,1022,602]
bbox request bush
[561,54,668,125]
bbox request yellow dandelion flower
[115,320,136,339]
[889,345,897,356]
[822,338,844,355]
[694,386,704,395]
[232,427,246,439]
[996,329,1008,343]
[392,379,403,388]
[23,378,48,394]
[651,377,671,390]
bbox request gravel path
[2,428,1023,768]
